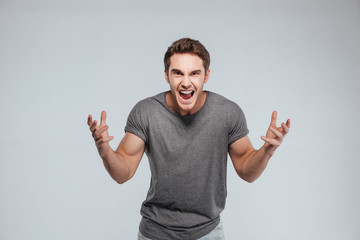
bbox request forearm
[88,113,144,184]
[240,144,275,183]
[230,112,290,183]
[99,146,130,184]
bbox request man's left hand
[261,111,290,155]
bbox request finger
[94,125,109,140]
[100,111,106,126]
[261,135,280,146]
[281,122,290,134]
[269,127,284,140]
[286,118,291,128]
[90,120,98,132]
[96,136,114,145]
[270,111,277,127]
[87,114,93,126]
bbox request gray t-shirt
[125,91,248,240]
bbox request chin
[175,92,199,114]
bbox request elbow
[114,179,129,184]
[116,179,127,184]
[243,176,257,183]
[117,181,127,185]
[238,172,259,183]
[115,176,131,184]
[114,173,133,185]
[110,167,132,185]
[111,174,129,184]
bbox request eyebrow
[171,69,202,74]
[171,69,183,73]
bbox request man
[87,38,290,240]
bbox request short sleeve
[124,101,149,143]
[228,103,249,145]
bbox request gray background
[1,0,359,239]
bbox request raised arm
[88,111,145,184]
[229,111,290,183]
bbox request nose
[181,75,191,88]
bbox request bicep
[115,132,146,179]
[228,135,255,173]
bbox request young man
[87,38,290,240]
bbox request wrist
[263,143,276,157]
[98,143,112,159]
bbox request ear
[164,70,169,83]
[204,69,210,83]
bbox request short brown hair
[164,38,210,73]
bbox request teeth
[180,91,193,94]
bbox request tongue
[181,92,192,100]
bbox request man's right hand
[87,110,145,184]
[88,111,114,156]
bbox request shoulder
[207,91,247,127]
[131,92,166,112]
[207,91,242,111]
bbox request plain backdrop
[1,0,359,239]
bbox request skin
[87,53,290,184]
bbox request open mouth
[179,90,194,100]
